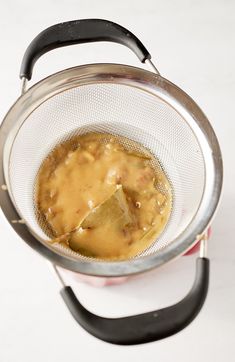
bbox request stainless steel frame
[0,63,223,276]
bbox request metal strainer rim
[0,64,223,276]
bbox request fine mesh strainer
[0,19,223,344]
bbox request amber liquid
[35,132,172,260]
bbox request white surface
[0,0,234,361]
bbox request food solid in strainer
[35,132,172,260]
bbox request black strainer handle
[20,19,151,80]
[60,257,209,345]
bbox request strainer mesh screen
[8,83,205,261]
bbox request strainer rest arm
[20,19,151,80]
[60,257,209,345]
